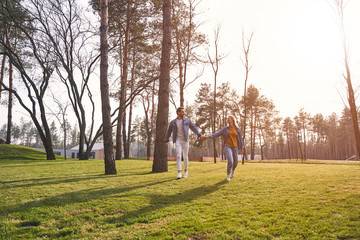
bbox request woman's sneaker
[183,171,188,178]
[227,174,231,181]
[231,170,235,178]
[177,172,182,179]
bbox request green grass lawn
[1,145,360,239]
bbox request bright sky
[188,0,360,118]
[1,0,360,129]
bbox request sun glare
[290,3,343,66]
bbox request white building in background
[32,147,71,158]
[69,142,106,159]
[33,142,107,159]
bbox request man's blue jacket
[165,117,202,143]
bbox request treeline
[147,83,357,161]
[269,108,356,160]
[0,118,80,149]
[1,82,357,161]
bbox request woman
[205,115,244,181]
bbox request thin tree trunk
[287,133,291,161]
[212,67,219,163]
[241,31,254,164]
[126,53,135,158]
[0,54,6,102]
[6,60,13,144]
[5,27,12,144]
[116,1,131,160]
[100,0,116,174]
[149,79,156,157]
[303,123,307,160]
[143,95,151,158]
[175,24,184,107]
[5,26,16,145]
[213,78,217,163]
[63,117,67,160]
[122,110,128,158]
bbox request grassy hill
[0,157,360,239]
[0,144,64,161]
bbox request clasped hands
[200,135,210,140]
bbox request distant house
[69,142,109,159]
[32,147,71,158]
[32,143,110,159]
[0,136,6,144]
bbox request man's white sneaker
[177,172,182,179]
[183,171,188,178]
[231,171,235,178]
[227,174,231,181]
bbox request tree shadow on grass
[117,180,227,225]
[1,177,176,215]
[0,169,156,190]
[0,174,115,190]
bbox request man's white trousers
[175,139,189,171]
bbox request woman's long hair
[228,115,237,126]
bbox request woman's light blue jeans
[224,145,238,175]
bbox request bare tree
[333,0,360,158]
[240,29,254,163]
[172,0,206,107]
[0,0,56,159]
[47,93,70,160]
[207,23,226,163]
[141,79,156,158]
[152,0,172,173]
[34,0,103,160]
[100,0,116,174]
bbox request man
[165,107,205,179]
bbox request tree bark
[122,110,128,158]
[100,0,116,175]
[153,0,171,173]
[144,80,156,158]
[142,94,151,157]
[6,60,13,144]
[174,23,184,107]
[126,52,136,158]
[5,27,12,144]
[0,54,6,102]
[213,76,217,163]
[63,115,67,160]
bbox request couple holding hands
[165,107,244,181]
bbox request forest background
[1,0,360,161]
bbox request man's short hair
[176,107,184,114]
